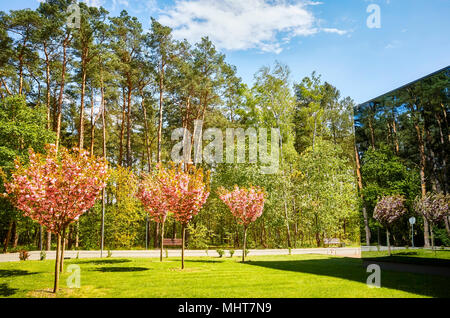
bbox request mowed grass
[362,249,450,267]
[0,254,449,298]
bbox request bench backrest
[324,238,341,244]
[163,238,183,246]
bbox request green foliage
[186,223,209,250]
[229,249,235,257]
[296,139,359,246]
[216,249,224,258]
[105,167,145,249]
[0,95,54,172]
[39,251,46,261]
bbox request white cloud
[322,28,348,36]
[83,0,104,8]
[158,0,346,54]
[385,40,401,49]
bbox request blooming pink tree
[4,144,109,292]
[373,195,407,256]
[136,166,171,262]
[218,185,266,262]
[414,193,450,251]
[160,164,210,269]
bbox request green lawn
[362,249,450,267]
[0,254,449,298]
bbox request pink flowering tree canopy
[218,185,266,261]
[136,167,170,224]
[414,193,450,225]
[218,185,266,228]
[373,195,407,227]
[162,164,210,226]
[3,144,109,235]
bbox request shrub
[245,249,250,257]
[186,223,209,250]
[19,250,30,261]
[40,251,46,261]
[216,249,224,258]
[288,247,292,255]
[229,249,235,257]
[107,250,112,258]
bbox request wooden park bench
[324,238,345,247]
[163,238,183,247]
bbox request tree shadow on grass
[0,283,18,297]
[185,259,223,264]
[93,267,150,273]
[74,259,132,265]
[245,257,450,298]
[0,269,39,278]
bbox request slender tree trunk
[12,221,18,248]
[181,223,185,269]
[444,217,450,236]
[126,84,132,167]
[160,222,164,262]
[78,69,87,151]
[47,231,51,250]
[430,225,434,252]
[44,44,51,130]
[141,91,152,172]
[90,89,95,155]
[1,78,12,96]
[60,227,66,273]
[157,66,164,163]
[53,234,61,293]
[2,220,13,253]
[355,144,371,245]
[386,228,391,256]
[119,88,126,166]
[154,221,159,248]
[55,34,70,150]
[242,226,248,262]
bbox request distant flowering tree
[414,193,450,251]
[3,144,109,293]
[161,164,210,269]
[136,165,171,262]
[373,195,407,256]
[218,185,266,262]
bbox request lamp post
[409,217,416,248]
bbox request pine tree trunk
[119,88,126,166]
[78,69,87,151]
[157,67,164,163]
[126,84,132,167]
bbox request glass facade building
[354,66,449,247]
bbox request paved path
[0,247,361,262]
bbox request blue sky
[1,0,449,104]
